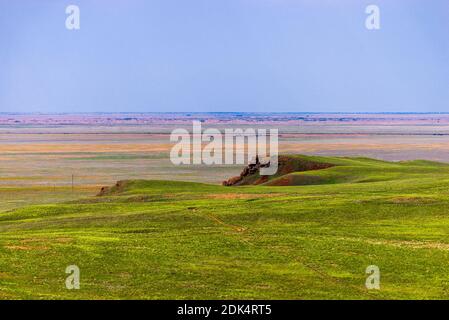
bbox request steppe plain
[2,113,449,299]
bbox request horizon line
[2,112,449,115]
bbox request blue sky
[1,0,448,113]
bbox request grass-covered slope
[1,155,449,299]
[224,154,449,186]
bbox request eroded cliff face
[222,156,271,186]
[222,155,335,186]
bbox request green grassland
[1,155,449,299]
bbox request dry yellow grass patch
[336,236,449,251]
[206,214,246,232]
[387,196,437,204]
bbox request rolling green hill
[1,155,449,299]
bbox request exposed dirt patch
[97,180,128,196]
[254,176,269,184]
[5,245,49,251]
[0,272,13,279]
[20,237,73,244]
[265,176,294,186]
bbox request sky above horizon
[1,0,448,113]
